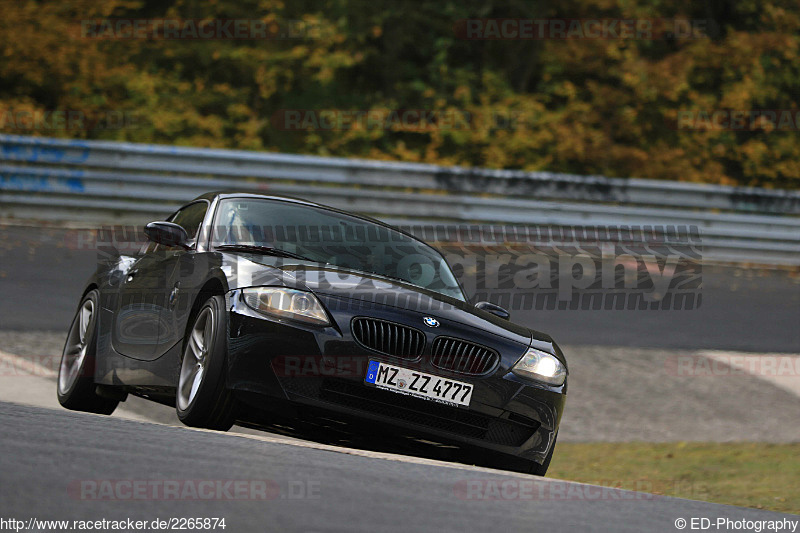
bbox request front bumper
[224,290,566,465]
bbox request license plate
[364,360,473,408]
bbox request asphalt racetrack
[0,401,796,533]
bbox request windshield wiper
[215,244,318,262]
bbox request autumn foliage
[1,0,798,188]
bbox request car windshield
[211,198,465,301]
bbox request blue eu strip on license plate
[365,360,380,384]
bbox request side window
[169,202,208,241]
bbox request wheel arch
[183,276,228,345]
[80,271,101,299]
[81,283,99,298]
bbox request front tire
[176,295,237,430]
[57,289,118,415]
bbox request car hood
[220,252,559,355]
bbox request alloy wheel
[178,307,214,410]
[58,298,94,394]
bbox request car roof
[192,191,318,206]
[191,191,419,240]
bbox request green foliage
[549,442,800,514]
[1,0,798,188]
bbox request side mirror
[475,301,510,320]
[144,221,189,249]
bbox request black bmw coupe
[57,192,567,475]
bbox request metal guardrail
[1,134,799,265]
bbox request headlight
[242,287,330,326]
[511,347,567,386]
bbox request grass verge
[547,442,800,514]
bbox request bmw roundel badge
[423,317,439,327]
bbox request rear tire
[57,289,119,415]
[176,295,237,430]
